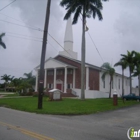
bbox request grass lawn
[0,97,139,115]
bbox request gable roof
[54,54,101,70]
[35,57,77,70]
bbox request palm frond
[114,60,127,69]
[0,42,6,49]
[101,71,108,80]
[60,0,71,7]
[72,6,82,24]
[101,62,115,82]
[60,0,107,23]
[101,62,111,70]
[0,33,5,38]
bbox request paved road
[0,105,140,140]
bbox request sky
[0,0,140,87]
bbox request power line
[48,33,73,58]
[0,12,43,31]
[79,16,104,63]
[0,0,16,12]
[6,34,42,43]
[0,19,42,32]
[0,14,74,58]
[2,30,42,40]
[48,41,59,52]
[87,31,104,63]
[5,33,62,53]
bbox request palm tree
[101,62,115,98]
[1,74,11,91]
[0,33,6,49]
[121,51,135,94]
[114,60,127,97]
[12,77,23,93]
[60,0,107,100]
[132,51,140,96]
[24,71,35,85]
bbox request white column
[73,68,75,89]
[86,67,89,90]
[54,68,56,89]
[44,69,47,89]
[35,70,38,92]
[64,67,67,93]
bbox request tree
[101,62,115,98]
[114,60,127,97]
[0,33,6,49]
[121,51,135,94]
[132,51,140,96]
[1,74,11,91]
[24,71,35,86]
[60,0,108,100]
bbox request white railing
[71,89,78,96]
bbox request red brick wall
[89,68,99,90]
[67,73,73,85]
[55,56,82,88]
[55,55,99,90]
[45,68,73,92]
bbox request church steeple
[59,17,77,59]
[64,17,73,51]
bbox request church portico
[35,57,77,93]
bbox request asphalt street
[0,105,140,140]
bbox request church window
[67,83,72,89]
[48,84,53,89]
[48,71,53,75]
[57,70,63,75]
[67,69,73,74]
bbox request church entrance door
[56,84,62,91]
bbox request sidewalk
[0,92,15,95]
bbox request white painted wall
[44,59,66,69]
[72,88,109,99]
[99,72,130,97]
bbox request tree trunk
[4,83,7,92]
[138,74,140,96]
[122,68,124,97]
[109,78,111,98]
[129,68,132,94]
[81,5,86,100]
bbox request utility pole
[38,0,51,109]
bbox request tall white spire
[64,17,73,50]
[59,17,77,59]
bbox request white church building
[35,17,131,98]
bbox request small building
[49,89,62,101]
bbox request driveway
[0,105,140,140]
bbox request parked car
[123,93,140,101]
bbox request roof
[34,57,77,70]
[34,54,129,79]
[54,54,101,70]
[54,54,129,78]
[49,89,61,92]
